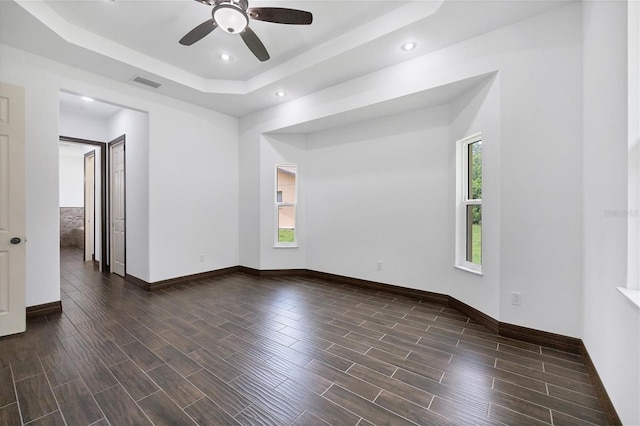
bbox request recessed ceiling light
[220,53,231,62]
[401,41,417,51]
[81,96,94,102]
[275,91,286,98]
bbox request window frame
[455,133,483,274]
[274,164,298,248]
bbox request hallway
[0,248,608,425]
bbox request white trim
[617,287,640,309]
[454,265,483,276]
[274,164,298,247]
[455,133,483,274]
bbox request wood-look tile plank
[153,344,202,377]
[15,373,58,423]
[146,364,204,408]
[450,355,548,394]
[164,316,201,337]
[498,343,586,373]
[188,349,241,382]
[551,410,602,426]
[274,379,360,426]
[52,378,104,425]
[375,389,454,426]
[0,403,21,426]
[93,384,152,426]
[306,360,381,401]
[108,360,158,401]
[158,329,201,354]
[547,383,603,411]
[326,344,397,377]
[124,325,169,350]
[367,347,444,382]
[230,375,303,424]
[183,396,240,426]
[488,403,550,426]
[429,395,494,425]
[493,379,607,424]
[346,331,411,358]
[495,358,597,397]
[11,353,43,382]
[186,368,251,417]
[24,410,66,426]
[347,363,433,409]
[224,352,288,389]
[489,388,553,423]
[120,341,165,372]
[73,356,119,395]
[189,331,237,359]
[0,366,16,407]
[323,384,415,426]
[544,363,592,384]
[62,335,128,367]
[291,410,331,426]
[137,390,197,425]
[40,349,80,388]
[262,355,332,396]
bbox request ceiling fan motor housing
[212,0,249,33]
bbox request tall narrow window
[275,165,297,246]
[456,134,482,273]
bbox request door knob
[10,237,21,244]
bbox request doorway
[59,136,108,270]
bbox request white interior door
[0,82,26,337]
[110,140,125,277]
[84,151,95,262]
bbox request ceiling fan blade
[240,27,270,62]
[247,7,313,25]
[179,19,217,46]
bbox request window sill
[273,245,299,249]
[454,265,483,276]
[617,287,640,309]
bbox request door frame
[108,135,126,277]
[59,136,109,271]
[84,150,95,262]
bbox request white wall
[0,42,239,304]
[58,145,85,207]
[59,108,109,142]
[582,1,640,424]
[306,106,451,293]
[240,3,584,337]
[107,108,150,281]
[147,102,239,282]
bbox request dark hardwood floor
[0,248,609,425]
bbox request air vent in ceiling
[131,76,161,88]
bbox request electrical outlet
[511,292,521,306]
[377,261,382,271]
[199,254,204,262]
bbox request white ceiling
[60,90,124,120]
[0,0,574,117]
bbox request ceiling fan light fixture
[213,3,249,34]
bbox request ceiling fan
[179,0,313,62]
